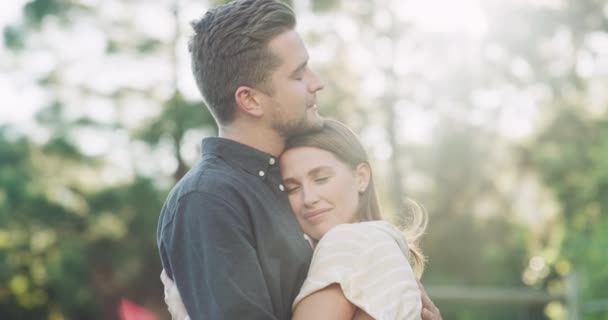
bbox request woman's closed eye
[285,184,300,194]
[314,177,330,184]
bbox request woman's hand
[160,269,190,320]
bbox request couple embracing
[157,1,442,319]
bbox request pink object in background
[118,298,158,320]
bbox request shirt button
[258,170,265,177]
[279,184,285,191]
[269,158,276,165]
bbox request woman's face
[280,146,369,240]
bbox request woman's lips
[303,208,330,222]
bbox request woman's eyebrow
[282,166,331,183]
[308,166,332,177]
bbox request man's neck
[218,122,285,157]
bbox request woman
[162,119,428,320]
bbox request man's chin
[280,118,319,137]
[299,116,324,134]
[307,115,324,130]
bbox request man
[157,0,441,319]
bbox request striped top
[293,221,422,320]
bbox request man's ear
[355,163,371,193]
[235,86,264,117]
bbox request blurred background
[1,0,607,319]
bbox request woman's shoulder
[314,223,365,250]
[320,221,379,241]
[317,221,410,257]
[319,221,404,245]
[305,221,421,319]
[327,220,402,235]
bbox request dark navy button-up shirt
[157,137,312,320]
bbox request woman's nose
[302,186,320,207]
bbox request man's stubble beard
[277,114,323,139]
[271,103,323,139]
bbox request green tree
[2,0,215,318]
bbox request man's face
[262,30,324,137]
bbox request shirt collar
[201,137,280,178]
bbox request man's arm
[161,191,277,320]
[418,279,442,320]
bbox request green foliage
[0,128,88,318]
[0,127,167,319]
[137,39,163,53]
[2,26,24,51]
[1,0,193,317]
[311,0,340,12]
[407,122,539,318]
[530,109,608,319]
[136,92,215,146]
[23,0,71,26]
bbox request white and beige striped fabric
[293,221,422,320]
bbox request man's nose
[308,70,324,93]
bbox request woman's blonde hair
[285,119,427,277]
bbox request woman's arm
[292,284,357,320]
[160,269,189,320]
[163,270,366,320]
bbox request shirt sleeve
[292,224,422,320]
[159,191,278,320]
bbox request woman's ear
[355,163,371,193]
[235,86,264,117]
